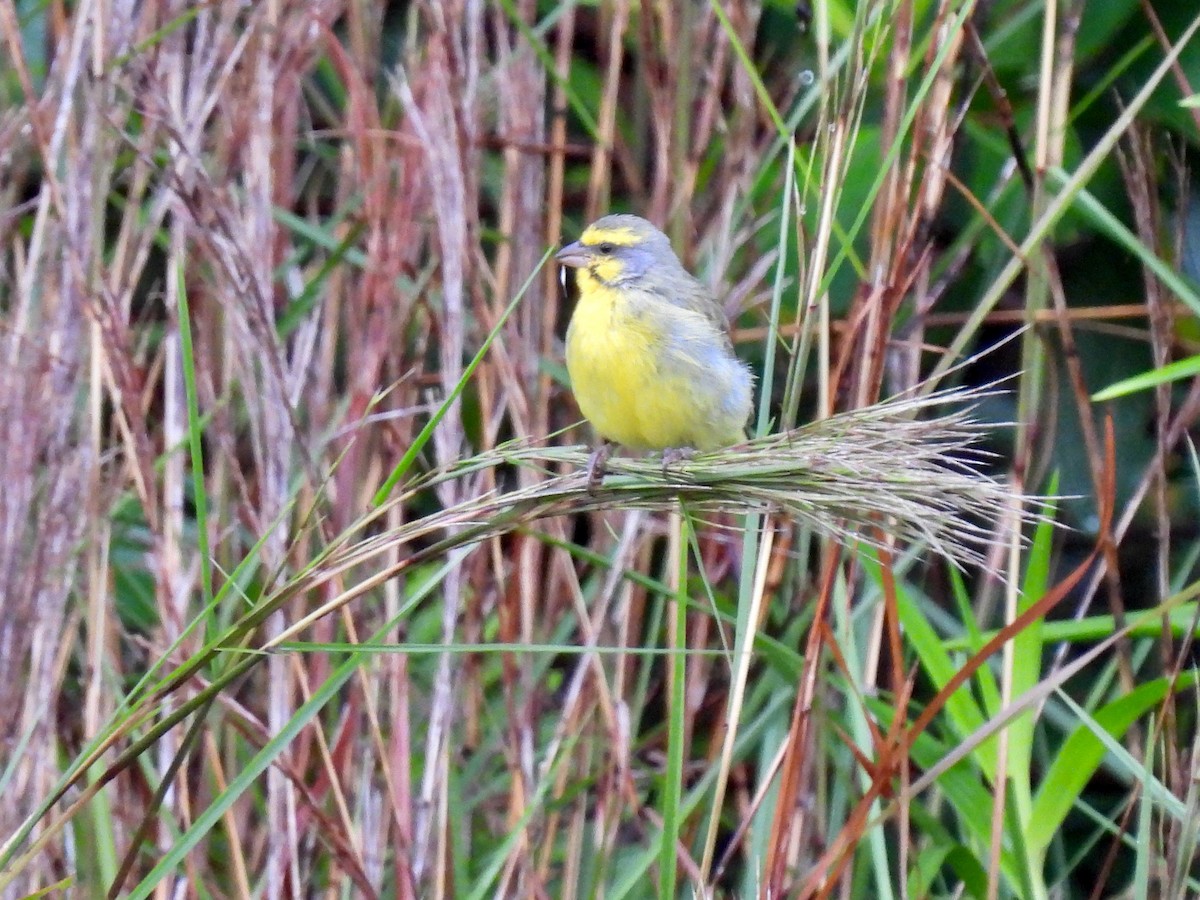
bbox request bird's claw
[660,447,694,476]
[587,443,612,493]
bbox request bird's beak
[555,241,591,268]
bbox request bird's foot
[660,446,695,476]
[586,442,612,493]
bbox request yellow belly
[565,280,749,451]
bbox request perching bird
[556,214,753,486]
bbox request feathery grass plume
[98,382,1036,700]
[363,381,1037,573]
[169,383,1034,666]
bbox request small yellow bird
[556,214,753,482]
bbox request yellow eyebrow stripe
[580,226,640,247]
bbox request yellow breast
[565,273,751,451]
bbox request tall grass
[1,1,1199,897]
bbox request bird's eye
[598,242,614,255]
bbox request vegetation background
[1,0,1199,897]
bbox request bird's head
[555,214,680,287]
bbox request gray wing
[641,267,734,344]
